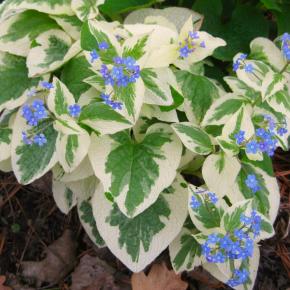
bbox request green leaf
[172,122,213,155]
[193,1,270,61]
[89,124,182,217]
[61,55,93,101]
[72,0,100,21]
[99,0,158,16]
[0,52,40,111]
[176,71,219,124]
[260,0,281,12]
[160,86,184,112]
[274,3,290,35]
[92,175,188,272]
[0,128,12,144]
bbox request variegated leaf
[11,109,58,184]
[92,175,188,272]
[202,152,241,199]
[188,185,225,234]
[88,123,182,217]
[79,102,132,135]
[172,122,214,155]
[0,52,40,112]
[56,132,90,173]
[0,10,59,57]
[72,0,104,21]
[26,29,80,77]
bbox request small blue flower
[90,49,99,63]
[98,41,109,50]
[246,140,259,154]
[190,195,201,209]
[207,192,218,204]
[234,130,245,145]
[239,53,248,60]
[111,66,124,80]
[41,81,54,90]
[34,133,47,146]
[245,174,260,193]
[189,31,199,39]
[113,56,123,65]
[123,56,136,70]
[207,233,220,244]
[200,41,206,48]
[233,60,240,72]
[68,104,81,118]
[277,127,288,136]
[281,33,290,60]
[244,63,254,73]
[227,269,249,287]
[22,132,33,145]
[179,45,192,58]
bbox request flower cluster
[281,33,290,61]
[100,93,122,110]
[201,210,261,264]
[100,56,140,87]
[234,115,288,156]
[245,174,260,193]
[22,100,48,127]
[179,31,206,58]
[190,189,218,210]
[227,269,249,287]
[233,53,254,73]
[21,99,49,146]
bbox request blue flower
[245,174,260,193]
[233,60,240,72]
[189,31,199,39]
[190,195,201,209]
[68,104,81,118]
[246,140,259,154]
[113,56,123,65]
[111,66,124,79]
[239,53,248,60]
[277,127,288,136]
[34,133,47,146]
[281,33,290,60]
[98,41,109,50]
[244,63,254,73]
[22,132,33,145]
[27,88,37,97]
[179,45,192,58]
[234,130,245,145]
[90,49,99,63]
[207,192,218,204]
[41,81,54,90]
[255,128,267,138]
[123,57,136,70]
[227,269,249,287]
[200,41,206,48]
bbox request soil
[0,149,289,290]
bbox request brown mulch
[0,149,289,290]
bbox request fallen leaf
[71,254,121,290]
[21,230,77,287]
[0,276,12,290]
[131,263,188,290]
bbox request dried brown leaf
[21,230,76,286]
[0,276,12,290]
[131,263,188,290]
[71,254,120,290]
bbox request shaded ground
[0,149,289,290]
